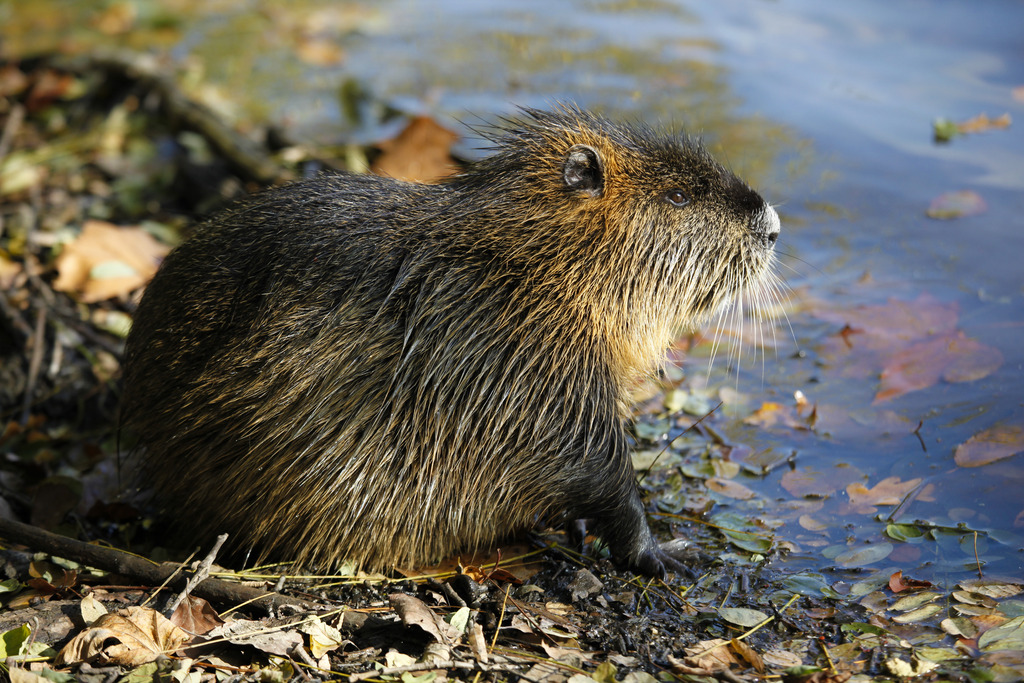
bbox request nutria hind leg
[594,483,696,580]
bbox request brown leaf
[706,477,757,500]
[846,476,922,513]
[53,220,170,302]
[171,595,224,635]
[390,592,458,644]
[371,116,459,183]
[889,570,933,593]
[954,424,1024,467]
[672,638,737,673]
[812,294,958,343]
[55,606,190,667]
[875,331,1002,403]
[780,465,864,499]
[730,638,765,674]
[743,401,809,430]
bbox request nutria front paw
[631,540,696,579]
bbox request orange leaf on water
[846,476,922,513]
[890,570,933,593]
[874,331,1002,403]
[954,425,1024,468]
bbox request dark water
[6,0,1023,582]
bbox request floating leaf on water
[834,543,893,568]
[885,523,926,542]
[892,591,941,612]
[892,603,944,623]
[779,572,842,599]
[958,579,1023,600]
[889,570,933,592]
[875,332,1002,403]
[705,477,757,500]
[941,616,979,638]
[781,465,864,499]
[848,575,891,598]
[978,615,1024,652]
[743,401,808,431]
[914,646,965,663]
[952,591,999,608]
[846,477,922,512]
[954,424,1024,468]
[841,622,887,637]
[926,190,987,219]
[811,293,959,342]
[799,515,828,531]
[720,528,773,554]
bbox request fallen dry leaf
[299,617,345,659]
[210,618,303,657]
[390,592,458,644]
[53,220,169,302]
[171,594,224,636]
[730,638,765,674]
[55,606,190,667]
[954,424,1024,467]
[671,638,737,674]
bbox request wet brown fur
[121,106,779,576]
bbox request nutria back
[121,106,780,577]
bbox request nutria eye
[664,190,689,207]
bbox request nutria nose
[754,204,781,247]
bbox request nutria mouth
[121,105,780,577]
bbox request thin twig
[167,533,229,614]
[20,307,46,425]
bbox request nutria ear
[563,145,604,197]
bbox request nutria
[121,106,780,578]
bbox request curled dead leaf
[55,606,190,667]
[390,592,459,644]
[171,594,224,636]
